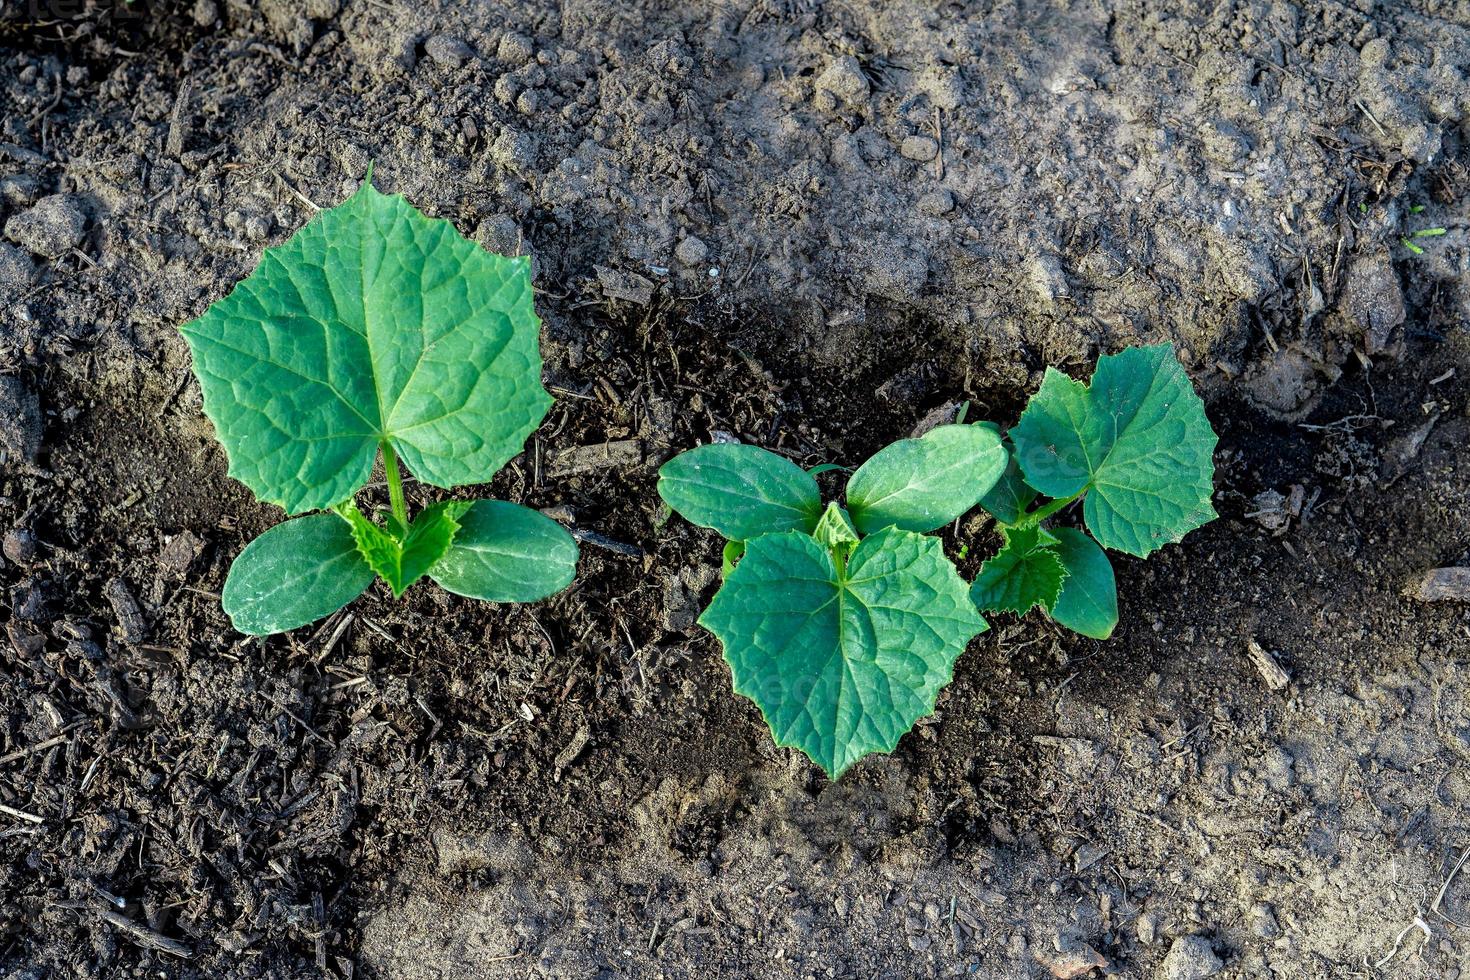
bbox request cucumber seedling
[180,172,578,635]
[658,425,1007,778]
[659,344,1218,778]
[969,343,1218,639]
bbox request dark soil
[2,1,1469,978]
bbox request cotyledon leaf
[846,424,1006,535]
[658,443,822,541]
[1010,343,1218,557]
[969,524,1067,616]
[1046,527,1118,640]
[222,513,375,636]
[699,528,987,779]
[180,177,551,514]
[429,500,579,603]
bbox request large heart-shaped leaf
[846,424,1005,535]
[1010,344,1217,557]
[970,525,1066,616]
[700,528,986,778]
[429,500,579,602]
[222,513,375,635]
[658,443,821,541]
[180,179,550,514]
[1046,528,1118,639]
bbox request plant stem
[1017,489,1085,528]
[381,441,409,530]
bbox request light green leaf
[1047,528,1118,639]
[846,424,1006,535]
[1010,343,1218,557]
[811,502,859,558]
[970,525,1067,615]
[222,513,375,635]
[658,444,821,540]
[429,500,579,602]
[180,179,550,514]
[340,501,465,598]
[700,528,986,778]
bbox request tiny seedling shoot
[659,343,1217,778]
[180,170,578,635]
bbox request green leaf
[341,501,465,598]
[811,502,859,559]
[970,525,1067,615]
[1047,528,1118,639]
[1010,343,1218,557]
[846,424,1005,535]
[222,513,375,635]
[977,436,1038,525]
[658,444,821,540]
[429,500,579,602]
[180,179,551,515]
[700,528,986,778]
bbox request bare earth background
[1,0,1469,977]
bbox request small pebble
[815,55,869,103]
[424,35,474,68]
[191,0,217,25]
[1161,935,1223,980]
[3,528,36,565]
[901,135,939,161]
[4,194,87,258]
[675,236,709,266]
[918,188,955,216]
[498,32,534,66]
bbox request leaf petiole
[1014,488,1085,528]
[381,441,409,535]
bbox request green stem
[1016,489,1085,528]
[381,441,409,530]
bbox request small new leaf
[970,525,1067,616]
[180,178,550,515]
[811,502,859,560]
[658,443,822,540]
[1010,343,1217,557]
[341,501,466,598]
[846,424,1006,534]
[700,528,986,778]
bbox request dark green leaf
[846,424,1006,534]
[429,500,579,602]
[977,436,1038,525]
[222,513,375,635]
[700,528,986,778]
[1010,343,1218,556]
[1047,528,1118,639]
[658,443,822,540]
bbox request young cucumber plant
[658,425,1008,778]
[970,343,1218,640]
[659,343,1217,779]
[180,171,577,635]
